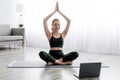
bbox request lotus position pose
[39,2,79,65]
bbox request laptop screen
[79,62,101,78]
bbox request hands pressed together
[54,2,61,14]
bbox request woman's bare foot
[58,58,63,62]
[55,60,73,65]
[57,58,73,65]
[47,60,63,66]
[63,61,73,65]
[55,60,63,65]
[47,60,73,65]
[47,62,54,66]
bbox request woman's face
[52,20,60,32]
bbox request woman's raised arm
[43,11,55,40]
[43,4,58,40]
[57,2,71,38]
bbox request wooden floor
[0,47,120,80]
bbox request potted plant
[19,24,24,28]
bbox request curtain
[24,0,120,55]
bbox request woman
[39,2,79,65]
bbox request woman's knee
[63,51,79,62]
[70,51,79,58]
[39,51,46,57]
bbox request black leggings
[39,50,79,63]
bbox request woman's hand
[55,1,59,12]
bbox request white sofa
[0,24,25,48]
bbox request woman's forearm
[44,11,56,21]
[59,11,70,22]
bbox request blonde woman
[39,2,79,65]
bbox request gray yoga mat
[7,60,80,68]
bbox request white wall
[0,0,18,27]
[1,0,120,55]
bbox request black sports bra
[49,33,63,48]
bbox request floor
[0,47,120,80]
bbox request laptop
[74,62,101,78]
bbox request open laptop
[74,62,101,78]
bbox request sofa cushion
[0,24,11,36]
[0,36,23,42]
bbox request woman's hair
[52,18,59,25]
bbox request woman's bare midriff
[50,47,62,50]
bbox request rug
[7,60,80,68]
[7,60,109,68]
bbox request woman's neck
[52,32,60,38]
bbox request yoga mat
[7,60,80,68]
